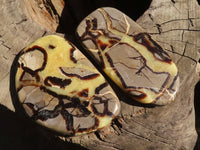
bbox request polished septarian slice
[15,35,120,136]
[77,7,179,105]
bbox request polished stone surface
[77,7,179,105]
[15,35,120,136]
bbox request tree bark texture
[0,0,199,150]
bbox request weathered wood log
[0,0,199,149]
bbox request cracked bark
[0,0,199,150]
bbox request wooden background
[0,0,199,149]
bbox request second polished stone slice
[15,35,120,136]
[77,7,179,105]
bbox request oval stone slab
[15,35,120,136]
[77,7,179,105]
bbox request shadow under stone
[0,104,89,150]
